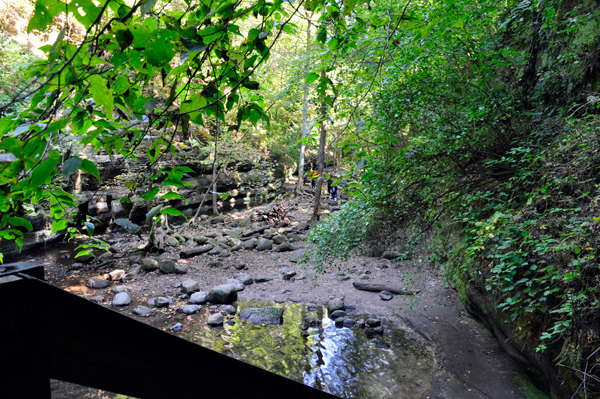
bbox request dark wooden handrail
[0,262,336,399]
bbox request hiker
[310,169,319,189]
[327,176,338,202]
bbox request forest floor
[22,189,538,399]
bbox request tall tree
[311,70,327,221]
[296,11,314,193]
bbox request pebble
[172,323,183,332]
[379,291,393,301]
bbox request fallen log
[179,244,215,259]
[352,281,420,295]
[241,225,270,238]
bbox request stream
[51,301,432,399]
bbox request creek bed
[51,300,432,398]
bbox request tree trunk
[212,118,220,215]
[296,12,314,193]
[312,72,327,221]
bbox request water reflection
[175,301,432,398]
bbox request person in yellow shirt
[310,170,319,189]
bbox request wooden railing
[0,262,336,399]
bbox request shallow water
[51,300,432,398]
[168,300,432,398]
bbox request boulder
[207,261,223,268]
[174,265,188,274]
[133,306,155,317]
[128,255,142,265]
[141,258,159,271]
[207,284,238,304]
[366,318,381,327]
[275,242,295,252]
[165,236,179,247]
[113,292,132,307]
[189,291,208,304]
[208,247,222,255]
[106,269,124,280]
[220,305,237,316]
[180,279,200,294]
[193,236,209,245]
[295,221,309,230]
[256,238,273,251]
[289,249,305,263]
[219,250,231,258]
[87,277,108,289]
[153,297,171,308]
[207,313,224,326]
[111,285,129,294]
[244,238,257,250]
[69,262,84,271]
[77,253,96,263]
[331,310,347,318]
[159,260,176,274]
[210,216,225,224]
[178,305,201,315]
[226,279,245,292]
[273,235,287,244]
[304,316,320,327]
[239,307,284,324]
[222,228,242,238]
[343,318,356,328]
[282,268,297,281]
[231,244,242,252]
[235,273,254,285]
[234,263,247,270]
[327,298,345,313]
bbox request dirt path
[33,196,532,398]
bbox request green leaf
[31,158,59,187]
[84,221,95,236]
[88,75,114,119]
[81,159,100,181]
[140,0,156,15]
[75,249,93,258]
[180,38,208,52]
[8,217,33,232]
[113,75,130,95]
[327,37,338,51]
[163,192,183,200]
[306,72,319,84]
[63,157,82,178]
[146,30,177,67]
[71,0,101,28]
[52,219,68,233]
[141,186,160,201]
[46,118,70,133]
[146,204,163,225]
[28,0,65,33]
[160,207,187,219]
